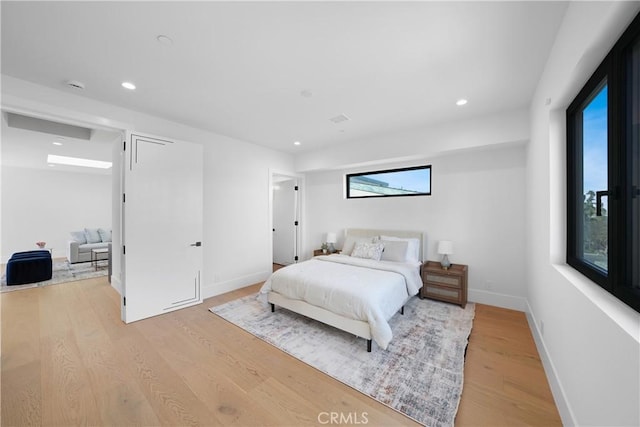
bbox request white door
[273,178,297,265]
[121,132,203,323]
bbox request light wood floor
[1,277,562,426]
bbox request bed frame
[267,228,424,352]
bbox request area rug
[1,260,108,293]
[210,295,475,427]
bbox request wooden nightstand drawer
[423,284,461,302]
[421,261,468,308]
[425,273,461,288]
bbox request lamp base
[440,254,451,270]
[328,243,336,253]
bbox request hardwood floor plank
[1,277,562,426]
[39,330,102,426]
[0,361,42,426]
[117,331,221,426]
[249,376,321,425]
[66,281,160,426]
[1,288,41,371]
[36,282,102,425]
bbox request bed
[260,229,424,352]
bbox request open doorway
[271,172,301,272]
[0,111,122,291]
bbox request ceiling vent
[65,80,85,90]
[329,114,350,124]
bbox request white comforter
[259,254,422,349]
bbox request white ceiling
[1,1,568,155]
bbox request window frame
[345,165,432,199]
[566,12,640,313]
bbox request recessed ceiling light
[47,154,112,169]
[300,90,313,98]
[293,141,301,146]
[156,35,173,45]
[52,142,63,146]
[122,82,136,90]
[456,99,468,106]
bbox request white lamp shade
[326,232,337,244]
[437,240,454,255]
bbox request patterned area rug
[1,260,108,292]
[210,295,475,426]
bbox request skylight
[47,154,112,169]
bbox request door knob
[190,241,202,247]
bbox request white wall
[526,2,640,426]
[1,165,111,261]
[203,135,294,295]
[304,143,527,311]
[1,75,294,298]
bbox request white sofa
[67,228,112,264]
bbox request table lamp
[326,232,337,253]
[437,240,453,269]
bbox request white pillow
[380,235,421,263]
[342,235,374,255]
[380,240,409,262]
[70,231,87,244]
[351,242,384,261]
[98,228,112,243]
[84,228,102,244]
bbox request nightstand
[313,249,340,256]
[421,261,468,308]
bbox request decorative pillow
[70,231,87,244]
[380,240,409,262]
[84,228,102,244]
[342,236,374,255]
[380,235,421,263]
[351,242,384,261]
[98,228,112,243]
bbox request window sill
[552,263,640,342]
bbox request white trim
[268,169,306,266]
[202,270,271,300]
[526,301,577,427]
[467,288,527,312]
[110,276,122,295]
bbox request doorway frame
[1,102,128,292]
[269,169,305,266]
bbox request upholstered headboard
[344,228,425,262]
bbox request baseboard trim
[525,301,576,426]
[468,288,527,311]
[110,276,122,295]
[202,270,271,300]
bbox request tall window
[567,13,640,312]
